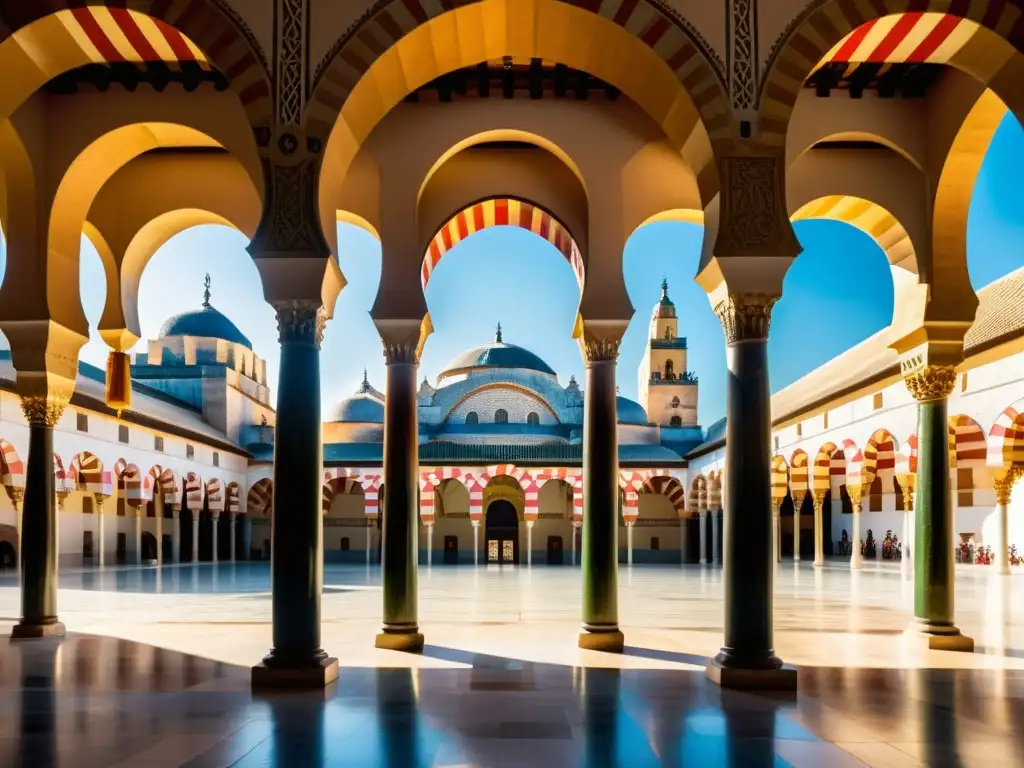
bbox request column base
[706,656,797,691]
[375,630,424,653]
[903,624,974,653]
[813,560,824,568]
[11,620,65,640]
[578,629,624,653]
[251,654,339,690]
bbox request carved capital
[20,393,69,427]
[993,473,1017,506]
[8,487,23,509]
[581,338,621,364]
[274,301,326,347]
[903,365,956,403]
[714,293,777,343]
[812,492,826,511]
[382,341,420,366]
[56,491,68,510]
[847,485,863,507]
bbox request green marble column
[12,397,66,639]
[907,366,973,651]
[579,340,623,652]
[707,295,794,689]
[376,343,423,652]
[253,303,337,688]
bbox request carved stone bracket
[275,301,327,347]
[715,155,797,256]
[903,364,957,403]
[20,393,70,427]
[714,293,777,344]
[250,158,330,258]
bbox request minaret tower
[638,279,698,427]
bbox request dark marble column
[12,396,67,639]
[579,339,623,652]
[707,295,794,689]
[376,341,423,652]
[905,366,973,651]
[253,303,337,688]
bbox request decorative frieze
[903,365,957,403]
[275,301,327,347]
[20,394,69,427]
[714,293,777,344]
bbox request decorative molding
[993,472,1020,505]
[581,338,621,364]
[759,1,821,108]
[311,0,386,90]
[251,158,330,254]
[726,0,757,110]
[719,155,792,251]
[903,365,957,403]
[212,0,270,75]
[647,0,727,84]
[275,301,326,347]
[713,293,777,344]
[20,394,69,427]
[275,0,307,126]
[383,341,421,366]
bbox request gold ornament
[903,365,957,402]
[105,350,132,416]
[20,394,69,427]
[714,293,778,344]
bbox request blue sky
[2,115,1022,426]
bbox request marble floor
[0,561,1021,766]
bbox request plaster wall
[647,384,698,427]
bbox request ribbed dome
[617,396,649,426]
[438,325,555,381]
[159,306,252,349]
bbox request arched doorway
[140,532,158,563]
[485,500,519,564]
[0,540,15,569]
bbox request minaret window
[671,396,680,408]
[665,360,674,380]
[664,327,672,340]
[465,412,479,425]
[527,412,540,425]
[670,416,682,427]
[495,409,509,424]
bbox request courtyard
[0,562,1021,766]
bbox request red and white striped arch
[70,452,112,496]
[988,402,1024,469]
[159,468,181,508]
[53,454,70,495]
[948,415,987,469]
[205,478,224,514]
[422,198,584,292]
[689,474,707,511]
[184,472,204,511]
[118,463,145,508]
[841,440,871,490]
[226,482,241,515]
[863,429,898,478]
[770,455,789,500]
[811,442,837,494]
[707,471,723,510]
[247,478,272,516]
[534,468,583,523]
[0,439,25,492]
[322,468,380,516]
[814,12,983,75]
[790,450,810,499]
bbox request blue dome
[617,396,649,426]
[332,393,384,423]
[439,342,556,381]
[159,305,252,349]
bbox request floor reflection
[0,633,1022,767]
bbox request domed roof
[617,396,649,426]
[332,371,385,423]
[655,278,676,319]
[438,324,556,381]
[158,275,252,349]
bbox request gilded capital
[275,300,327,347]
[714,293,777,344]
[993,472,1017,506]
[903,364,956,403]
[382,341,420,366]
[581,338,620,364]
[20,393,69,427]
[812,491,826,510]
[847,485,863,507]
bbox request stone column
[134,506,143,565]
[211,514,219,563]
[772,501,781,564]
[252,302,338,687]
[11,489,23,567]
[155,496,164,567]
[812,493,825,567]
[240,515,252,561]
[849,486,864,570]
[904,365,973,651]
[707,293,793,689]
[376,334,423,652]
[12,394,68,639]
[472,521,480,565]
[793,501,801,562]
[366,521,373,565]
[578,337,623,653]
[897,476,913,577]
[191,516,199,563]
[95,495,106,567]
[526,520,534,567]
[426,523,434,568]
[625,521,633,566]
[172,510,181,564]
[712,510,721,564]
[680,511,689,565]
[229,516,237,562]
[993,474,1013,576]
[570,522,577,566]
[699,511,707,565]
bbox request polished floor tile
[0,561,1021,766]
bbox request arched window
[340,537,350,551]
[495,409,509,424]
[664,360,674,379]
[670,396,680,408]
[465,412,479,425]
[669,416,682,427]
[527,412,540,425]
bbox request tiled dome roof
[438,325,556,381]
[617,396,649,426]
[332,371,385,423]
[158,276,251,349]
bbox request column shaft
[699,512,707,564]
[96,500,105,567]
[134,510,142,565]
[256,308,335,680]
[900,488,912,576]
[192,518,199,563]
[473,522,480,566]
[172,515,180,564]
[850,491,863,569]
[230,519,237,562]
[377,357,422,651]
[712,510,721,564]
[813,495,824,567]
[426,524,433,568]
[915,398,954,624]
[526,521,533,566]
[13,421,63,638]
[212,518,219,563]
[626,523,633,566]
[793,503,801,562]
[579,355,622,651]
[713,334,781,673]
